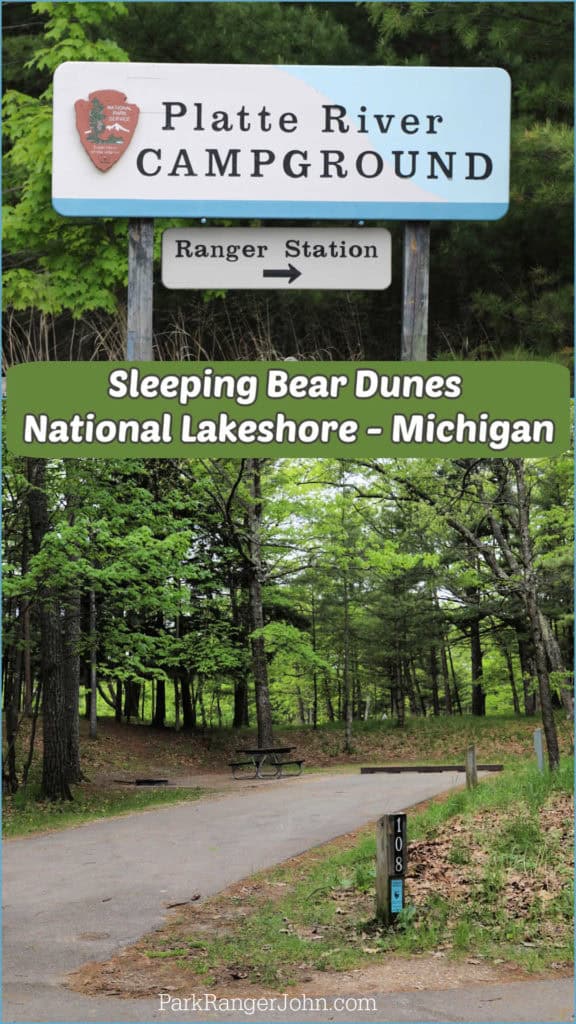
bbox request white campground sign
[52,63,511,220]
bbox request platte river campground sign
[162,228,392,290]
[52,63,510,220]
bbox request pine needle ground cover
[13,712,574,778]
[69,760,573,999]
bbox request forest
[2,454,573,799]
[2,1,574,364]
[2,4,574,800]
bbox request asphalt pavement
[3,772,573,1024]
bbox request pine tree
[86,97,105,142]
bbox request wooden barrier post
[465,744,478,789]
[533,728,545,773]
[376,813,406,925]
[401,222,430,361]
[127,219,154,361]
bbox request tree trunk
[181,674,196,730]
[173,611,180,730]
[89,589,98,739]
[174,680,180,731]
[22,680,42,787]
[61,463,82,783]
[230,583,249,728]
[246,459,274,748]
[525,594,560,768]
[296,686,307,725]
[198,680,207,729]
[311,596,318,729]
[394,658,405,727]
[439,639,453,715]
[3,628,20,794]
[22,530,33,717]
[411,658,427,716]
[40,595,72,800]
[26,459,72,801]
[352,644,362,719]
[124,682,141,720]
[502,643,521,715]
[22,597,32,717]
[152,609,166,728]
[152,679,166,728]
[470,612,485,716]
[62,589,82,783]
[513,460,560,770]
[323,675,336,721]
[403,658,419,715]
[447,646,463,715]
[342,576,353,752]
[516,625,537,715]
[429,646,441,716]
[538,611,574,720]
[233,676,250,729]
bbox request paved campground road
[3,772,573,1024]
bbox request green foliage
[3,451,573,746]
[366,2,573,359]
[3,3,131,316]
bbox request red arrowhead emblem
[74,90,139,172]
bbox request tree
[245,459,274,747]
[373,458,568,768]
[3,453,571,798]
[26,459,72,800]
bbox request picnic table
[229,746,304,780]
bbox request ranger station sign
[161,228,392,290]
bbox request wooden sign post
[127,219,154,361]
[533,728,545,773]
[465,744,478,789]
[53,64,510,366]
[401,222,430,361]
[376,812,407,925]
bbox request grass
[404,755,573,837]
[3,783,205,838]
[140,758,573,985]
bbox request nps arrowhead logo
[74,90,139,172]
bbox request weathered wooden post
[465,744,478,789]
[127,219,154,361]
[376,813,406,925]
[533,728,545,773]
[401,222,430,361]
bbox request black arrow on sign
[263,264,302,285]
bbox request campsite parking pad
[3,771,572,1023]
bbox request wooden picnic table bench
[229,746,304,780]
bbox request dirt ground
[74,717,572,784]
